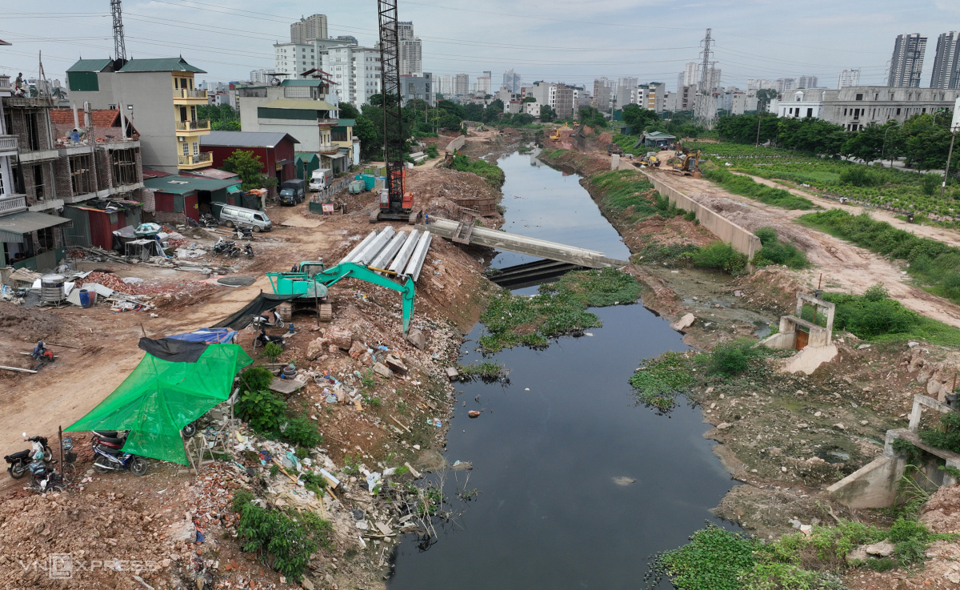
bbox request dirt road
[630,160,960,329]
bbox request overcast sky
[2,0,959,92]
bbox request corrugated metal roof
[118,58,205,73]
[144,174,239,195]
[66,59,112,73]
[281,80,327,87]
[200,131,299,148]
[295,152,319,162]
[645,131,676,139]
[261,99,337,111]
[185,168,239,180]
[0,211,72,242]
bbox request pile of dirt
[714,485,854,540]
[0,301,62,340]
[730,267,805,316]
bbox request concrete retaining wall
[826,456,902,509]
[640,171,761,259]
[446,136,466,153]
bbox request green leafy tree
[621,104,660,134]
[755,88,778,112]
[222,150,276,191]
[539,105,556,122]
[463,103,484,122]
[841,122,895,162]
[578,106,608,128]
[482,99,504,123]
[337,101,361,120]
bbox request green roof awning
[227,185,242,193]
[0,211,72,243]
[119,57,205,73]
[67,59,112,73]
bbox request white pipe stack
[354,225,395,265]
[340,230,378,265]
[403,231,432,282]
[388,229,420,274]
[369,231,408,270]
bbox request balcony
[0,194,27,216]
[173,88,208,103]
[0,134,17,155]
[317,143,340,155]
[0,75,10,92]
[316,118,339,127]
[178,152,213,169]
[175,119,211,134]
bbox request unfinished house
[761,292,838,374]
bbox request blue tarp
[166,328,237,344]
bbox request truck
[279,179,306,206]
[309,169,333,192]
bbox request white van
[309,169,333,191]
[218,205,272,232]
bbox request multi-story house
[66,57,212,173]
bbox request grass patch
[648,518,958,589]
[629,352,696,413]
[634,243,701,266]
[478,268,641,353]
[752,227,810,269]
[450,152,505,187]
[455,361,507,382]
[702,168,816,210]
[822,284,960,347]
[798,209,960,305]
[589,170,658,222]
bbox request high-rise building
[678,62,699,91]
[399,38,422,76]
[477,71,492,95]
[250,69,271,84]
[503,69,521,93]
[397,22,415,41]
[837,69,861,89]
[888,33,927,87]
[320,43,382,107]
[776,78,797,93]
[704,68,722,92]
[592,77,614,112]
[930,32,960,89]
[274,43,317,79]
[290,14,328,44]
[454,73,469,97]
[798,75,818,88]
[438,75,454,97]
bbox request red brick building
[198,131,299,186]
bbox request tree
[222,150,275,191]
[539,105,556,123]
[522,96,537,103]
[621,104,660,134]
[463,103,484,122]
[578,107,608,128]
[841,123,894,163]
[482,99,504,123]
[756,89,778,112]
[338,102,361,120]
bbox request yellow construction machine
[669,149,701,177]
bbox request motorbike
[213,238,241,257]
[28,459,64,493]
[92,432,148,476]
[200,213,218,228]
[252,309,284,330]
[5,435,52,479]
[244,243,254,259]
[235,225,253,240]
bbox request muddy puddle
[388,152,740,589]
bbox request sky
[2,0,959,93]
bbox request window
[182,141,189,156]
[193,142,199,156]
[855,93,863,101]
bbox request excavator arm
[314,263,416,335]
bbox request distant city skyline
[4,1,960,93]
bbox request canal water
[388,151,737,589]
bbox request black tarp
[211,293,299,330]
[138,337,208,363]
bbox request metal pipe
[403,231,432,282]
[355,225,395,265]
[369,230,407,270]
[389,229,419,273]
[339,230,378,264]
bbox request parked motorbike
[92,432,148,476]
[5,435,51,479]
[200,213,218,228]
[235,225,253,239]
[213,238,241,257]
[28,459,64,493]
[252,309,284,330]
[244,243,255,259]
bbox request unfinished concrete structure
[828,394,960,509]
[764,293,835,350]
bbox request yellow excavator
[669,149,701,177]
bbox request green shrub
[239,366,274,395]
[684,210,697,221]
[629,352,696,412]
[450,153,505,187]
[232,491,319,582]
[919,412,960,454]
[281,413,323,449]
[752,227,809,269]
[652,523,759,590]
[921,173,940,196]
[426,144,439,158]
[692,242,749,275]
[707,339,762,376]
[237,389,287,433]
[263,342,283,362]
[839,167,878,187]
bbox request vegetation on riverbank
[450,152,505,187]
[478,268,641,352]
[647,518,957,590]
[798,209,960,305]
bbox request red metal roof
[50,109,124,128]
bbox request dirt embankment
[537,133,960,563]
[0,162,505,589]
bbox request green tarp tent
[66,339,252,465]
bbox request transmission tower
[695,28,718,129]
[111,0,127,62]
[698,28,712,92]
